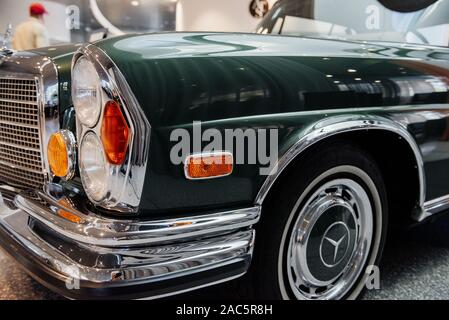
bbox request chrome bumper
[0,184,259,299]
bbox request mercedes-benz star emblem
[319,222,351,267]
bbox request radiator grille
[0,77,45,188]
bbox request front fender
[255,114,425,218]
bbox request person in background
[13,3,49,51]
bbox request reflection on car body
[0,0,449,300]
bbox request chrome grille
[0,77,45,188]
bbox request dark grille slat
[0,77,45,188]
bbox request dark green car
[0,0,449,300]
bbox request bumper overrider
[0,184,259,299]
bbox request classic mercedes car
[0,0,449,300]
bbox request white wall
[0,0,70,43]
[176,0,277,32]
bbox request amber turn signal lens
[57,199,84,224]
[185,153,233,179]
[48,132,69,178]
[101,100,130,165]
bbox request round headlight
[72,56,101,127]
[80,132,108,202]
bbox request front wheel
[247,143,387,300]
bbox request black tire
[242,142,388,300]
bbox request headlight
[72,56,101,127]
[72,46,150,214]
[79,132,108,202]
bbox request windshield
[256,0,449,47]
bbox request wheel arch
[255,115,426,223]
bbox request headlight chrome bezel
[71,45,151,213]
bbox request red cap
[30,3,48,16]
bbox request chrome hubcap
[286,178,373,299]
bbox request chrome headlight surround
[72,45,151,213]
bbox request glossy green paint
[94,33,449,214]
[96,33,449,127]
[21,33,449,216]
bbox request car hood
[96,32,449,60]
[7,34,448,129]
[93,32,449,128]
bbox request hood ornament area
[1,23,14,57]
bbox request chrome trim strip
[419,195,449,221]
[37,56,60,182]
[255,116,425,219]
[14,183,261,247]
[425,195,449,210]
